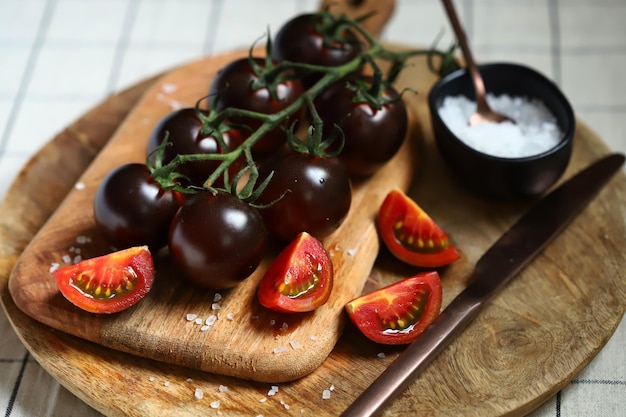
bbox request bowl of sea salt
[428,62,575,199]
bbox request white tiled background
[1,0,624,416]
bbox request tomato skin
[168,191,267,289]
[146,107,244,187]
[94,163,184,251]
[345,271,442,345]
[271,13,363,88]
[378,189,460,268]
[52,246,155,314]
[315,77,408,177]
[208,58,304,154]
[257,150,352,242]
[258,232,333,313]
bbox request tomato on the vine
[168,191,267,289]
[146,107,244,187]
[378,188,460,268]
[94,163,184,251]
[208,57,304,154]
[315,76,408,177]
[345,271,442,345]
[258,232,333,313]
[271,12,363,88]
[53,246,155,314]
[256,150,352,242]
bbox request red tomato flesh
[345,271,442,345]
[52,246,155,314]
[378,188,460,268]
[258,232,333,313]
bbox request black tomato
[315,77,408,177]
[208,58,304,154]
[271,13,363,88]
[168,191,267,289]
[94,163,183,251]
[146,107,244,187]
[257,151,352,242]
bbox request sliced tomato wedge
[378,188,460,268]
[345,271,442,345]
[258,232,333,313]
[52,245,155,314]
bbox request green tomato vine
[148,9,459,202]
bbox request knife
[341,153,626,417]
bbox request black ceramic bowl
[428,63,575,199]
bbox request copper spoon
[442,0,513,125]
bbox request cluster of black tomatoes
[92,10,452,290]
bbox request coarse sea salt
[439,93,562,158]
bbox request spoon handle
[441,0,489,112]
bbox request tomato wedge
[345,271,442,345]
[378,188,460,268]
[257,232,333,313]
[52,246,155,314]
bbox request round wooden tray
[1,50,625,416]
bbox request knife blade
[341,153,626,417]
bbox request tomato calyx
[314,7,367,51]
[286,98,345,159]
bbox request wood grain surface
[1,46,625,417]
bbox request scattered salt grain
[281,400,290,410]
[205,315,217,326]
[330,385,335,391]
[76,235,91,244]
[73,255,82,264]
[213,293,222,302]
[210,400,221,409]
[149,377,155,382]
[322,389,332,400]
[194,318,203,325]
[269,319,276,326]
[268,385,279,396]
[438,93,562,158]
[280,322,289,332]
[74,181,85,190]
[289,340,300,350]
[164,381,170,387]
[194,388,203,400]
[62,254,72,264]
[161,83,178,94]
[218,385,228,393]
[226,313,235,320]
[377,352,386,359]
[200,325,211,331]
[187,377,193,382]
[186,314,198,322]
[310,335,317,341]
[211,302,221,310]
[273,346,288,354]
[259,397,267,403]
[346,248,357,256]
[49,263,60,273]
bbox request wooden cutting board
[1,50,625,417]
[6,45,419,383]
